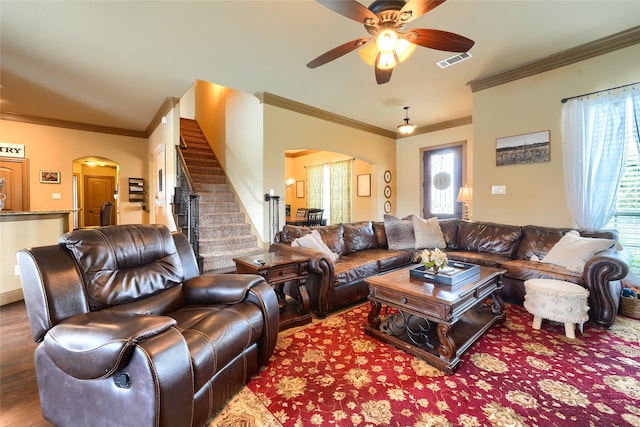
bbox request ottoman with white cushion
[523,279,590,339]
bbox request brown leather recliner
[17,224,279,427]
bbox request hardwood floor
[0,301,50,426]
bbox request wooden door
[422,145,463,220]
[0,159,30,212]
[84,175,115,226]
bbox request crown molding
[145,97,180,136]
[255,92,397,139]
[397,116,473,139]
[0,111,147,138]
[468,26,640,93]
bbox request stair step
[199,223,252,239]
[199,192,235,203]
[182,157,220,168]
[199,235,258,252]
[198,202,240,214]
[188,166,224,176]
[202,247,264,272]
[199,212,246,226]
[195,183,235,193]
[190,174,226,184]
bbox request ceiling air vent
[437,52,472,69]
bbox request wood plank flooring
[0,301,50,426]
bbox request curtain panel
[330,159,352,224]
[306,164,323,209]
[561,85,639,229]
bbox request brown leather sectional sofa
[270,219,630,329]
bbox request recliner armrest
[43,311,176,380]
[183,274,266,304]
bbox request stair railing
[174,143,203,272]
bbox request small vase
[432,266,439,275]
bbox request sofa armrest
[269,242,336,317]
[43,311,176,380]
[583,247,631,328]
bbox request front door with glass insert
[423,146,462,220]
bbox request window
[422,145,463,219]
[606,135,640,274]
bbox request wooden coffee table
[365,264,506,374]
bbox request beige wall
[472,44,640,227]
[0,120,150,224]
[264,105,396,227]
[396,124,473,219]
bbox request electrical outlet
[52,192,61,200]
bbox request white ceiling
[1,1,639,134]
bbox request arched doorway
[72,156,119,228]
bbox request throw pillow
[292,230,339,262]
[383,214,415,251]
[541,230,615,273]
[412,215,446,249]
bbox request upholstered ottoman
[523,279,590,339]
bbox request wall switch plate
[52,193,61,199]
[491,185,507,195]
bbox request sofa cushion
[334,256,380,286]
[541,230,615,273]
[500,259,583,284]
[412,216,446,249]
[292,230,339,262]
[383,214,415,250]
[315,224,346,255]
[343,221,378,254]
[515,225,570,261]
[456,221,522,258]
[281,225,312,243]
[372,221,388,249]
[445,250,511,268]
[438,219,459,249]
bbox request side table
[234,252,312,331]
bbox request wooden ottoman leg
[564,323,576,339]
[532,315,542,330]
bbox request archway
[72,156,120,228]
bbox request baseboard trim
[1,289,24,306]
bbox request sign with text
[0,142,25,158]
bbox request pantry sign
[0,142,25,158]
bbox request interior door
[84,175,115,226]
[423,146,463,220]
[0,159,30,211]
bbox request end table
[233,252,312,331]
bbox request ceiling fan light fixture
[358,41,378,66]
[376,51,397,70]
[397,106,417,135]
[395,39,416,63]
[376,29,398,53]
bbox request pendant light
[397,106,417,135]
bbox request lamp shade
[456,186,473,203]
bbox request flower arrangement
[420,248,448,273]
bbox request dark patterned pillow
[383,214,415,251]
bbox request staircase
[178,118,263,272]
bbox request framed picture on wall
[40,170,61,184]
[296,180,305,198]
[357,174,371,197]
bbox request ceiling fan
[306,0,475,84]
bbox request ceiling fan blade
[307,38,370,69]
[404,28,474,52]
[317,0,378,24]
[399,0,447,23]
[374,54,394,84]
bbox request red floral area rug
[209,303,640,427]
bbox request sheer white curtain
[561,86,639,229]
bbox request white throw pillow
[541,230,615,273]
[292,230,339,262]
[412,215,446,249]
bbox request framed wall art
[40,170,61,184]
[496,130,550,166]
[296,180,305,198]
[357,174,371,197]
